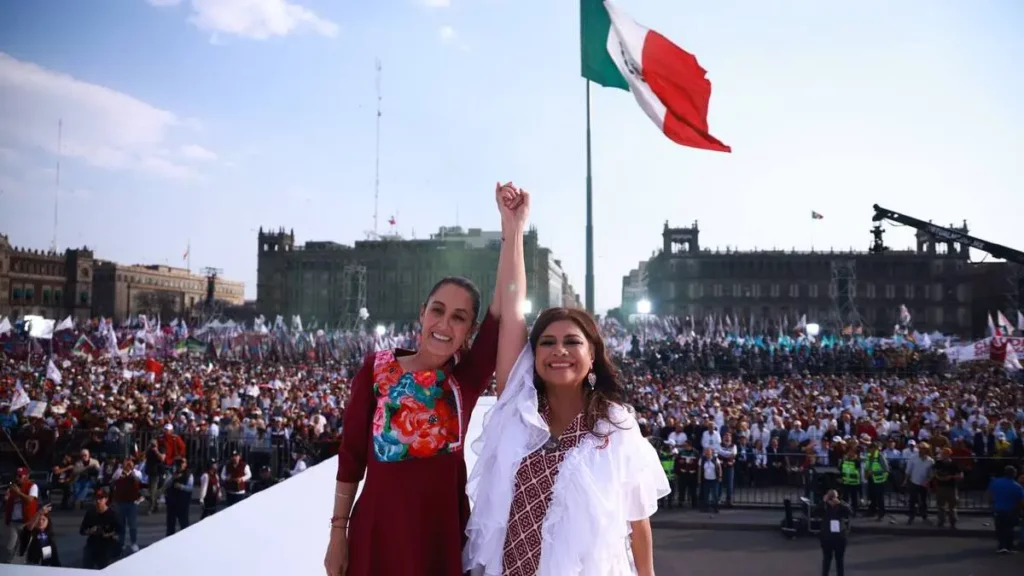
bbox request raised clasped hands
[495,181,530,232]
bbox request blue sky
[1,0,1022,314]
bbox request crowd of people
[1,316,1023,566]
[627,340,1021,509]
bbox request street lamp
[375,324,386,336]
[636,299,652,347]
[520,299,533,316]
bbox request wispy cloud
[0,167,92,201]
[0,147,21,166]
[148,0,339,40]
[0,52,212,180]
[180,144,218,162]
[438,25,469,51]
[420,0,451,8]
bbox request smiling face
[533,319,593,388]
[418,282,476,358]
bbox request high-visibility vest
[867,454,888,483]
[661,456,675,481]
[840,459,860,485]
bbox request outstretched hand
[496,181,530,231]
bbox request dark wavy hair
[529,307,627,436]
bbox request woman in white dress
[463,184,669,576]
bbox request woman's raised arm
[493,182,529,397]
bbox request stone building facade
[256,225,575,325]
[643,221,1005,337]
[0,234,94,321]
[0,234,246,324]
[92,262,246,322]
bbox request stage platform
[5,397,496,574]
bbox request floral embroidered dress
[337,312,498,576]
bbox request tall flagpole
[584,81,595,314]
[373,58,382,238]
[52,119,62,253]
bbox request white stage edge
[7,396,497,575]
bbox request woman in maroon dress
[324,183,528,576]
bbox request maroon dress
[337,312,498,576]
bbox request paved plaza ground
[651,506,997,537]
[38,506,1020,571]
[653,530,1018,576]
[46,505,206,568]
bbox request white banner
[945,337,1022,370]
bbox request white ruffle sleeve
[463,346,672,576]
[464,345,550,576]
[616,415,672,521]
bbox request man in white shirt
[901,439,918,462]
[698,447,722,514]
[207,417,220,442]
[310,410,327,437]
[198,460,222,519]
[220,451,252,506]
[903,444,935,525]
[667,424,687,449]
[289,450,309,477]
[789,421,808,445]
[716,433,738,507]
[700,420,722,453]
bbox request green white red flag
[580,0,730,152]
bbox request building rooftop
[661,246,936,258]
[260,225,541,254]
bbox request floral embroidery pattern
[372,351,463,462]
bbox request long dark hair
[529,307,627,436]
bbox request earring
[586,370,597,389]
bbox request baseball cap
[15,466,29,476]
[94,488,109,500]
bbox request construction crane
[872,204,1024,265]
[872,204,1024,321]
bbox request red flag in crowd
[144,358,164,376]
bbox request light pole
[520,299,533,316]
[637,299,651,346]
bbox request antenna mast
[373,58,382,238]
[52,119,62,253]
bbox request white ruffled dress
[463,345,671,576]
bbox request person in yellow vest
[864,440,890,521]
[659,446,676,509]
[839,447,862,515]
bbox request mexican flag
[580,0,730,152]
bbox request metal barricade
[637,448,1022,512]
